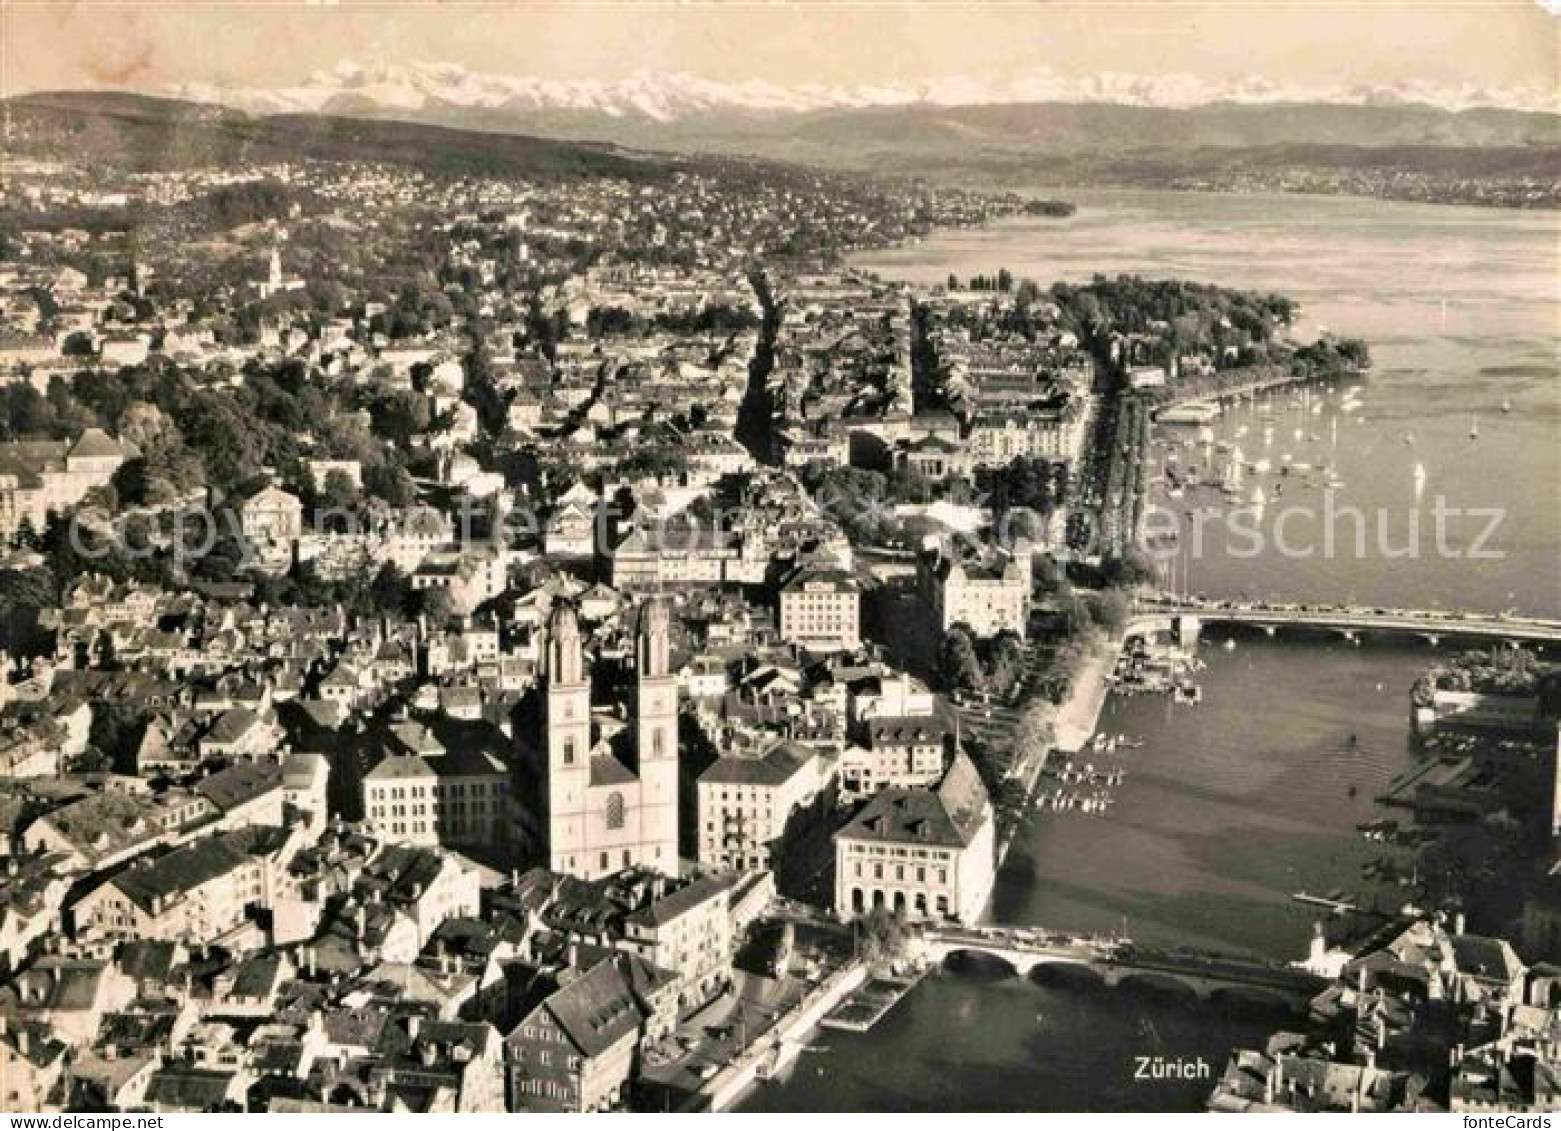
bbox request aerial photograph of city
[0,0,1556,1116]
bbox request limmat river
[742,191,1559,1112]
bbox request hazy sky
[2,1,1556,101]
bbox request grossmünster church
[540,599,680,879]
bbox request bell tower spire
[545,601,590,875]
[634,598,678,873]
[636,597,670,678]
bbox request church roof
[588,753,637,788]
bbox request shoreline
[993,632,1122,871]
[702,960,870,1112]
[866,183,1559,223]
[1052,643,1116,754]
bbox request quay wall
[1149,361,1353,409]
[992,632,1123,873]
[698,960,870,1112]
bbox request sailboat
[1501,399,1512,414]
[1469,417,1480,440]
[1222,449,1246,498]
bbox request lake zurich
[742,190,1559,1112]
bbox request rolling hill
[7,87,1557,207]
[1,91,691,182]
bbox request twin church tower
[542,599,679,879]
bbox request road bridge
[1130,599,1561,648]
[918,925,1328,1009]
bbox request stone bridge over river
[917,925,1328,1010]
[1131,597,1561,648]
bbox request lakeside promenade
[993,634,1121,867]
[1053,648,1115,753]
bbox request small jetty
[1292,891,1360,914]
[819,971,926,1033]
[1157,400,1222,426]
[1110,637,1204,701]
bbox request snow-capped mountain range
[173,60,1558,120]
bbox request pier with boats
[1033,741,1137,815]
[1109,633,1206,700]
[818,970,927,1034]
